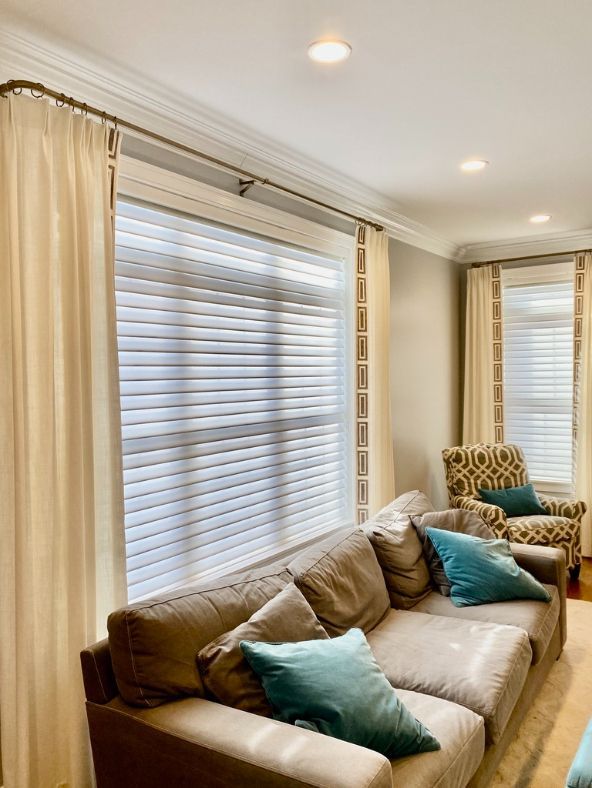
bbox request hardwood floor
[567,557,592,601]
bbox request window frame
[502,260,575,496]
[116,156,356,597]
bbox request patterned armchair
[442,443,587,579]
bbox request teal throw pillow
[424,527,551,607]
[478,483,547,517]
[566,717,592,788]
[239,627,440,759]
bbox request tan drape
[0,94,127,787]
[355,226,395,520]
[463,264,504,444]
[574,252,592,556]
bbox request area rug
[493,598,592,787]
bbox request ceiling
[2,0,592,248]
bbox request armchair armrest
[87,696,393,788]
[452,495,508,538]
[538,495,587,522]
[510,543,567,647]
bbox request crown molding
[0,24,460,261]
[457,228,592,263]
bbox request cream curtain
[463,264,504,444]
[574,252,592,555]
[0,95,127,787]
[355,225,395,519]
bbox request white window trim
[117,156,356,593]
[502,260,575,496]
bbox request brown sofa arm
[510,543,567,648]
[452,495,508,538]
[538,495,587,522]
[87,696,393,788]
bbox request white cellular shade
[115,200,352,600]
[502,269,574,488]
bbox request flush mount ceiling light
[529,214,552,224]
[307,40,352,64]
[460,159,489,172]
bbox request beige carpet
[493,598,592,787]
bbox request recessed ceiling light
[460,159,489,172]
[529,214,551,224]
[307,40,352,64]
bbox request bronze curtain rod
[0,79,385,232]
[472,248,590,266]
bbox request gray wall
[390,239,462,509]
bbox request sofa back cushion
[363,491,435,609]
[108,564,292,707]
[288,529,390,636]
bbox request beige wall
[389,239,462,509]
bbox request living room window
[502,262,575,493]
[115,159,354,600]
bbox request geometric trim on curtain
[492,262,505,443]
[573,252,586,479]
[355,223,369,523]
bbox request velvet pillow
[240,628,440,759]
[196,583,328,717]
[478,484,547,517]
[425,528,551,607]
[411,510,495,596]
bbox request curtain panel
[463,263,504,444]
[354,225,395,520]
[0,94,127,787]
[574,252,592,555]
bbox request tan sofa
[81,490,566,788]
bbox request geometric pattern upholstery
[442,442,587,571]
[442,443,528,500]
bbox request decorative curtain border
[355,224,369,522]
[492,263,504,443]
[573,253,585,477]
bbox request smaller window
[502,262,575,493]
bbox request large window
[502,262,575,492]
[115,160,353,600]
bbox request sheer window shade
[502,263,575,489]
[115,200,352,600]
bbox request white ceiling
[2,0,592,248]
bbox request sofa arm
[87,696,393,788]
[510,543,567,647]
[538,495,587,522]
[452,495,508,538]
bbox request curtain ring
[56,94,66,108]
[101,111,107,124]
[81,103,88,116]
[113,116,118,129]
[6,79,21,95]
[31,83,45,99]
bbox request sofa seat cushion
[366,610,532,744]
[288,528,390,636]
[411,585,559,665]
[507,515,579,545]
[390,689,484,788]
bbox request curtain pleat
[0,94,127,787]
[574,252,592,556]
[355,225,395,519]
[463,264,504,444]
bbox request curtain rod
[0,79,385,232]
[472,248,589,266]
